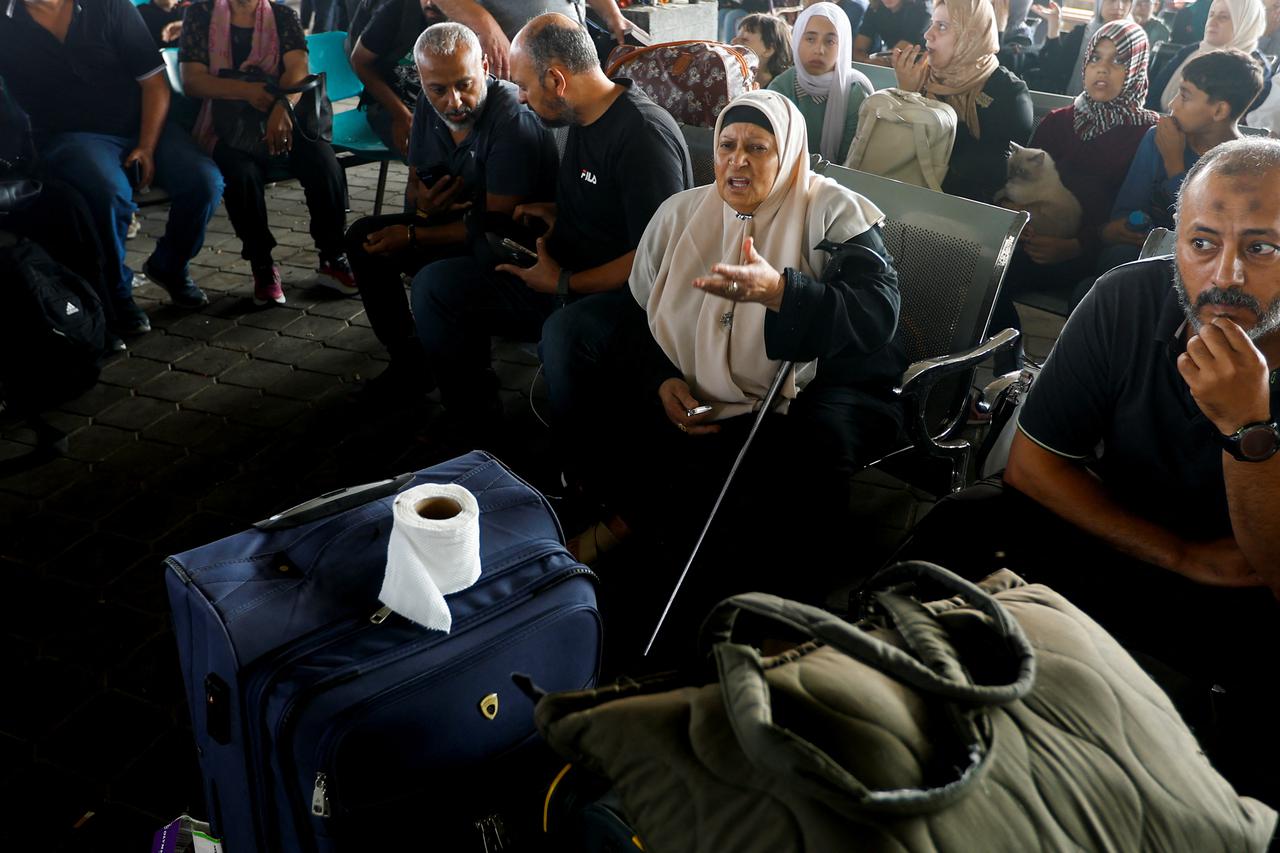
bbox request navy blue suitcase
[165,452,602,852]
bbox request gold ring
[677,422,688,433]
[727,280,740,299]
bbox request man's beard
[1173,262,1280,341]
[434,88,487,132]
[535,94,578,129]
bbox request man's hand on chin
[1177,317,1272,436]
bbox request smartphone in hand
[125,159,144,190]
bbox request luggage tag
[151,815,223,853]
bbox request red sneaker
[253,264,285,306]
[316,253,358,296]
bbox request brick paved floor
[0,155,1066,850]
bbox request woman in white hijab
[767,2,874,162]
[561,91,905,608]
[1148,0,1271,112]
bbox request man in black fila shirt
[410,12,692,442]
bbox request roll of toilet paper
[379,483,481,632]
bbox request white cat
[994,143,1083,239]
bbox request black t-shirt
[857,0,932,51]
[0,0,164,138]
[180,1,307,70]
[1018,258,1280,539]
[407,77,558,212]
[138,1,183,48]
[357,0,426,78]
[549,80,693,273]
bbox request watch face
[1239,424,1280,460]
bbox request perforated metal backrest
[680,124,715,186]
[813,159,1028,433]
[1029,89,1073,125]
[852,61,898,91]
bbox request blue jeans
[41,123,224,300]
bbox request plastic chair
[812,158,1029,493]
[679,124,715,187]
[306,30,401,215]
[851,60,898,92]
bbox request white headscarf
[1159,0,1267,111]
[630,91,884,420]
[790,2,857,161]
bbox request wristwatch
[557,268,573,299]
[1217,420,1280,462]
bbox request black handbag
[212,68,333,157]
[0,78,41,214]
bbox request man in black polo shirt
[0,0,223,335]
[903,137,1280,805]
[409,12,692,442]
[347,0,441,155]
[344,22,557,399]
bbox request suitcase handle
[253,472,416,530]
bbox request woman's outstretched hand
[693,237,785,311]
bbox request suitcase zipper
[300,599,600,837]
[263,546,594,849]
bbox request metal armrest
[893,328,1020,492]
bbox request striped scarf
[1072,21,1160,142]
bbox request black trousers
[212,136,346,266]
[895,478,1280,808]
[343,213,465,363]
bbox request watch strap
[1218,420,1280,462]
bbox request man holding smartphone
[343,22,557,402]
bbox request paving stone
[0,658,96,743]
[0,512,94,566]
[325,324,381,353]
[138,371,216,403]
[96,440,186,481]
[42,469,145,522]
[45,531,154,587]
[97,356,171,389]
[199,293,254,320]
[211,324,278,353]
[60,382,133,417]
[126,333,202,363]
[39,692,169,784]
[164,314,237,342]
[237,305,303,330]
[306,298,367,321]
[184,383,263,417]
[0,733,31,787]
[297,347,373,378]
[62,802,170,851]
[145,452,239,499]
[252,334,322,364]
[219,359,295,389]
[265,368,342,401]
[0,456,87,499]
[282,314,347,340]
[95,395,177,431]
[173,346,246,377]
[62,425,136,463]
[193,270,245,293]
[109,727,206,822]
[0,491,40,527]
[100,492,198,544]
[39,598,161,671]
[0,762,105,846]
[142,410,227,447]
[189,420,258,460]
[226,394,309,429]
[106,558,176,619]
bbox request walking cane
[642,359,793,657]
[641,240,890,656]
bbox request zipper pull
[311,772,331,817]
[370,605,392,624]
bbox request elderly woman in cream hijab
[1148,0,1271,113]
[562,91,904,606]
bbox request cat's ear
[1029,151,1046,166]
[1008,142,1023,156]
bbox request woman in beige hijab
[892,0,1035,200]
[561,91,905,623]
